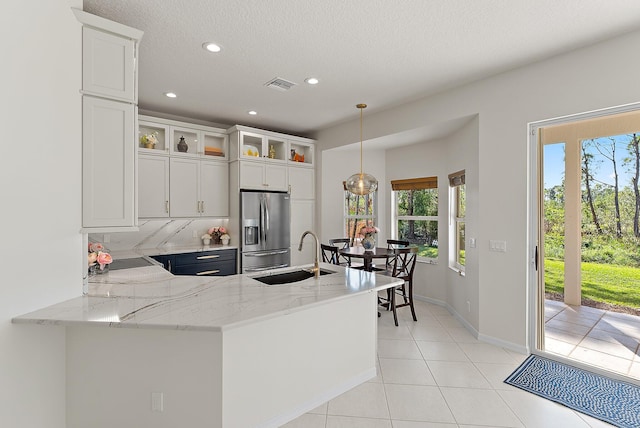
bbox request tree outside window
[344,185,377,245]
[391,177,438,260]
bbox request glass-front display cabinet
[138,120,169,153]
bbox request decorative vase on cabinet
[177,136,189,152]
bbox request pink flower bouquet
[88,242,113,272]
[207,226,227,244]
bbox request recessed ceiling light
[164,92,177,98]
[202,42,222,53]
[248,110,258,115]
[305,77,319,85]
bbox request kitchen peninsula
[14,262,402,428]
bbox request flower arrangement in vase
[88,242,113,275]
[139,131,159,149]
[203,226,227,245]
[359,225,380,251]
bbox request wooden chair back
[328,238,352,265]
[390,247,418,280]
[321,243,340,265]
[386,239,410,270]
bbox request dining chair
[321,243,341,265]
[329,238,361,267]
[385,239,409,270]
[380,247,418,326]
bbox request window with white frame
[449,170,466,271]
[390,177,438,261]
[344,183,377,245]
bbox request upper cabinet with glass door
[138,115,228,159]
[288,140,314,167]
[138,120,169,153]
[228,125,314,167]
[235,130,287,163]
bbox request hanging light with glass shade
[345,103,378,195]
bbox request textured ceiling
[83,0,640,139]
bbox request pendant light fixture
[345,103,378,195]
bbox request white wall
[384,117,479,325]
[317,29,640,351]
[1,1,82,426]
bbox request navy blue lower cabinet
[153,249,237,277]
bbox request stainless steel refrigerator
[240,190,291,273]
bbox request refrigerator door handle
[264,197,270,243]
[259,197,265,246]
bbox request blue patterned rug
[505,355,640,428]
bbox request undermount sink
[253,268,335,285]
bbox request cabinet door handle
[201,201,205,213]
[196,269,220,276]
[197,255,220,260]
[167,260,172,272]
[165,201,169,213]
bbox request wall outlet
[103,234,110,243]
[469,238,476,248]
[192,230,198,238]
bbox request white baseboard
[414,294,529,355]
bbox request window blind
[448,170,465,187]
[390,176,437,191]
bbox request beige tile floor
[544,299,640,380]
[282,300,616,428]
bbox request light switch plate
[152,392,163,412]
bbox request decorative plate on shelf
[242,144,261,157]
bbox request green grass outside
[544,259,640,308]
[417,245,438,259]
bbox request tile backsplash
[89,218,231,251]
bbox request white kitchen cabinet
[138,115,228,159]
[138,120,169,154]
[290,200,315,266]
[238,160,288,191]
[288,139,314,167]
[82,26,135,102]
[235,131,288,162]
[138,154,169,218]
[75,9,143,232]
[288,167,314,199]
[229,126,312,192]
[169,158,228,217]
[200,161,229,217]
[169,158,200,217]
[169,125,228,159]
[137,115,229,219]
[82,96,136,229]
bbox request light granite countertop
[13,263,402,332]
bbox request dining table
[339,246,392,272]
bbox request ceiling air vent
[264,77,297,91]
